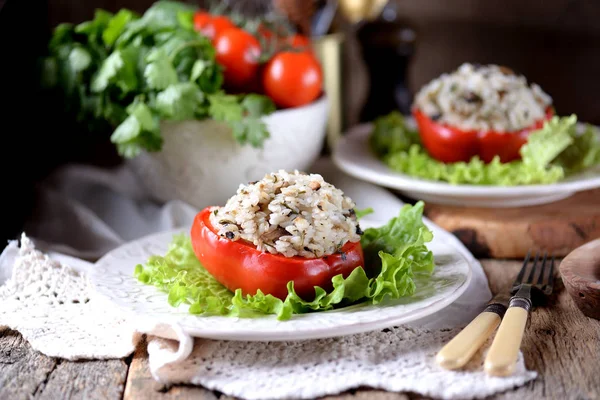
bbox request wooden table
[2,259,599,400]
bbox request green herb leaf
[144,48,178,90]
[49,23,74,52]
[155,82,203,120]
[68,47,92,73]
[111,100,161,158]
[91,48,138,93]
[75,9,113,36]
[41,0,277,156]
[208,92,243,122]
[219,94,276,147]
[177,10,194,31]
[241,94,277,117]
[103,9,138,46]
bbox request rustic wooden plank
[0,329,57,400]
[481,259,600,400]
[35,358,128,400]
[425,189,600,259]
[0,328,129,400]
[124,337,219,400]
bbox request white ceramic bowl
[128,96,329,209]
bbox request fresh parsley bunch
[40,0,276,158]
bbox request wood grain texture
[124,338,220,400]
[425,189,600,259]
[0,328,57,400]
[36,359,128,400]
[0,328,128,400]
[480,259,600,400]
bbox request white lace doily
[0,235,537,400]
[0,236,138,360]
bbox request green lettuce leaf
[372,113,600,185]
[355,207,374,219]
[135,201,435,320]
[370,111,420,157]
[519,115,576,167]
[134,233,234,315]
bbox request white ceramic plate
[332,123,600,208]
[90,220,472,342]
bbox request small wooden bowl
[559,238,600,320]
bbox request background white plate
[90,219,472,342]
[332,123,600,208]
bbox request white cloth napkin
[0,159,537,399]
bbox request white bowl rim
[266,93,328,117]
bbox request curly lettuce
[370,112,600,185]
[135,201,434,320]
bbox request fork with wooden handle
[436,295,508,370]
[484,251,555,376]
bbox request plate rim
[90,226,473,341]
[332,122,600,197]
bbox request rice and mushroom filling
[413,63,553,132]
[209,170,362,258]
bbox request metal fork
[484,251,555,376]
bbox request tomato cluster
[193,11,323,109]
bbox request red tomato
[214,28,261,89]
[413,107,554,163]
[262,51,323,108]
[193,11,212,33]
[197,15,235,42]
[190,207,365,300]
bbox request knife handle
[484,300,530,377]
[436,304,505,370]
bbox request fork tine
[514,250,531,285]
[526,251,540,283]
[536,252,548,285]
[547,256,555,289]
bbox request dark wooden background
[2,0,600,242]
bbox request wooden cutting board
[424,188,600,259]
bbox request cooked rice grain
[413,63,552,132]
[209,170,362,258]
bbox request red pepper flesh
[412,107,554,163]
[190,207,365,300]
